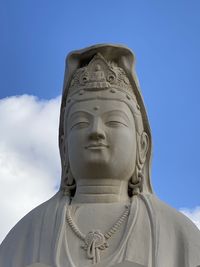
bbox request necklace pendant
[66,205,130,264]
[82,230,108,264]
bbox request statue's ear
[139,132,149,164]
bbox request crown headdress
[68,53,133,96]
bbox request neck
[71,179,129,204]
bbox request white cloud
[180,207,200,230]
[0,95,61,243]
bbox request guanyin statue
[0,44,200,267]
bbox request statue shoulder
[142,195,200,265]
[1,192,69,247]
[147,194,200,237]
[0,192,69,266]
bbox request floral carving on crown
[68,53,133,95]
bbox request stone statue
[0,44,200,267]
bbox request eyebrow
[68,109,130,121]
[68,111,93,120]
[102,110,130,123]
[102,110,128,117]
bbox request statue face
[65,99,137,182]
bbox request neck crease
[71,179,129,204]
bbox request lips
[85,143,109,149]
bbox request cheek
[109,128,136,152]
[67,131,84,155]
[107,128,137,179]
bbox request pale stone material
[0,44,200,267]
[26,264,51,267]
[26,260,144,267]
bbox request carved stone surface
[25,261,145,267]
[0,44,200,267]
[26,264,51,267]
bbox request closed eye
[70,121,90,130]
[105,121,128,127]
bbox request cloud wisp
[180,207,200,230]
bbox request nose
[89,118,106,140]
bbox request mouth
[85,143,109,150]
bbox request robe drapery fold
[0,192,200,267]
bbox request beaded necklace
[66,205,130,264]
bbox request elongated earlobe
[60,134,76,197]
[62,168,76,196]
[129,131,149,196]
[139,132,149,164]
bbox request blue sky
[0,0,200,238]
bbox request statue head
[59,44,153,197]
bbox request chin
[84,152,110,165]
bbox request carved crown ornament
[65,53,140,115]
[68,53,133,96]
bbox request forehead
[67,99,133,118]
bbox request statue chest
[57,199,151,267]
[63,202,130,267]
